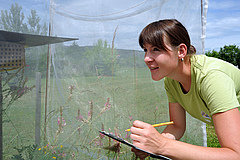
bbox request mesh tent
[1,0,208,159]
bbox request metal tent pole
[0,75,2,160]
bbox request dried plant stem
[111,25,118,126]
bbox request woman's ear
[178,43,187,60]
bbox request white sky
[0,0,239,52]
[205,0,240,51]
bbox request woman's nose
[144,53,154,63]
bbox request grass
[206,125,221,148]
[1,67,213,159]
[206,108,240,148]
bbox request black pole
[0,75,3,160]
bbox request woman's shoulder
[164,77,178,88]
[191,55,240,93]
[191,54,240,76]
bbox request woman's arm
[161,102,186,140]
[130,107,240,160]
[131,102,186,159]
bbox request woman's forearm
[159,138,240,160]
[161,125,185,141]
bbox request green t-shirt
[164,55,240,125]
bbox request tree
[0,3,49,77]
[205,45,240,69]
[0,3,47,35]
[205,49,219,59]
[84,39,119,76]
[0,3,27,32]
[27,9,48,35]
[27,10,41,34]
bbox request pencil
[125,121,174,132]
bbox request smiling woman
[130,19,240,160]
[139,20,194,82]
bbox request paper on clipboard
[99,131,171,160]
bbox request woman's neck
[170,59,192,93]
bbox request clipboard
[99,131,171,160]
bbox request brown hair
[139,19,196,55]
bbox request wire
[50,0,169,21]
[52,0,149,17]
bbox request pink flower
[125,132,130,139]
[72,152,75,157]
[88,100,93,104]
[88,111,92,117]
[99,132,105,139]
[58,117,60,125]
[95,141,103,146]
[104,98,111,110]
[76,115,83,121]
[104,102,111,109]
[59,151,66,157]
[100,123,105,138]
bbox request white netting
[0,0,208,159]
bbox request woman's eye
[153,48,160,51]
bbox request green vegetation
[206,125,221,148]
[2,68,165,159]
[205,44,240,69]
[2,66,205,159]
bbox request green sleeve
[200,71,239,115]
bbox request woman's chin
[151,75,163,81]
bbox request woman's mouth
[150,67,159,70]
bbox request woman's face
[143,43,179,81]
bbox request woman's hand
[131,147,150,160]
[161,133,176,140]
[130,120,168,159]
[130,128,175,160]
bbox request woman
[130,19,240,159]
